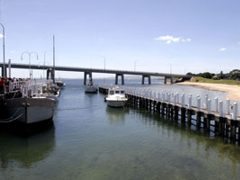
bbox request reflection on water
[1,79,240,180]
[0,122,55,168]
[106,107,129,124]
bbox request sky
[0,0,240,78]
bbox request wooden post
[196,112,201,130]
[197,97,201,111]
[226,99,230,115]
[219,101,224,117]
[215,97,219,112]
[207,99,211,113]
[188,95,192,108]
[181,94,185,107]
[233,102,238,120]
[205,95,208,109]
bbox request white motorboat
[105,86,128,107]
[85,78,98,93]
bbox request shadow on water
[0,120,55,137]
[135,108,240,163]
[0,121,55,168]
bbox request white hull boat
[105,87,128,108]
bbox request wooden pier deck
[99,86,240,144]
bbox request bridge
[0,63,191,85]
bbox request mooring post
[233,102,238,120]
[174,94,177,105]
[205,95,208,109]
[181,107,186,125]
[207,99,211,113]
[226,99,230,115]
[196,112,201,129]
[197,97,201,111]
[181,94,185,107]
[215,97,219,112]
[188,95,192,108]
[176,93,179,104]
[163,93,166,103]
[219,101,224,117]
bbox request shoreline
[178,81,240,100]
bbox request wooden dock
[99,86,240,144]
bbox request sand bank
[179,81,240,100]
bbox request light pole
[21,51,38,78]
[0,23,6,77]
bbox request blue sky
[0,0,240,78]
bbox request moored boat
[85,78,98,93]
[105,86,128,107]
[0,78,58,125]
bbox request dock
[99,86,240,144]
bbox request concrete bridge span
[0,63,191,85]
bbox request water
[1,79,240,180]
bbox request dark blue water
[0,79,240,180]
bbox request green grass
[191,76,240,85]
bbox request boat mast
[53,35,55,83]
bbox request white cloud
[219,48,226,52]
[0,33,3,38]
[154,35,191,44]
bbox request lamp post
[21,51,38,79]
[0,23,6,77]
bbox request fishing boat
[85,78,98,93]
[105,86,128,107]
[0,79,57,124]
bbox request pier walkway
[99,86,240,144]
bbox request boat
[105,86,128,107]
[85,78,98,93]
[0,79,57,125]
[55,80,65,89]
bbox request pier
[0,63,191,85]
[99,86,240,144]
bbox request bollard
[233,102,238,120]
[207,99,211,113]
[226,99,230,115]
[219,101,224,117]
[163,93,166,102]
[181,94,185,107]
[168,93,171,103]
[197,97,201,110]
[174,94,177,105]
[214,97,219,112]
[176,93,179,104]
[205,95,208,109]
[158,93,161,101]
[188,95,192,108]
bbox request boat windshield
[115,90,120,94]
[120,90,124,94]
[109,90,114,95]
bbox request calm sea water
[1,79,240,180]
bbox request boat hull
[85,86,98,93]
[4,97,56,124]
[106,100,127,108]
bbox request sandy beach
[179,81,240,100]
